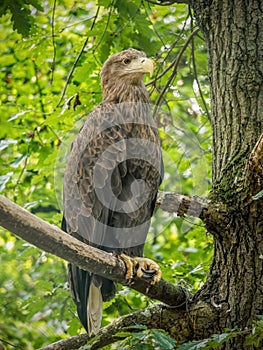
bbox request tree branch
[0,195,190,307]
[157,191,209,219]
[38,302,215,350]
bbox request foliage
[176,320,263,350]
[111,327,176,350]
[245,316,263,347]
[177,332,234,350]
[0,0,44,36]
[0,0,213,348]
[85,325,176,349]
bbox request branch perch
[0,195,190,307]
[38,301,215,350]
[157,191,208,219]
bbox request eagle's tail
[87,280,102,336]
[68,264,116,335]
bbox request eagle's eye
[123,58,131,64]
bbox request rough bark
[191,1,263,349]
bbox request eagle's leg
[120,254,161,285]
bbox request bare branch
[153,27,200,117]
[56,7,100,108]
[190,22,211,120]
[50,0,57,85]
[157,191,209,219]
[0,195,189,307]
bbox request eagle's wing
[64,102,162,252]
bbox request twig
[91,3,113,54]
[50,0,57,85]
[32,60,46,115]
[143,2,167,48]
[147,18,192,87]
[56,7,100,108]
[0,337,24,349]
[59,16,96,33]
[190,23,210,120]
[153,27,199,117]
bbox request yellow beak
[129,57,154,77]
[140,58,154,77]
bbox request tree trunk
[192,0,263,348]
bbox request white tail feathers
[87,281,103,336]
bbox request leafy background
[0,0,214,348]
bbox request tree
[0,0,262,349]
[190,1,263,348]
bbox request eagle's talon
[142,273,155,279]
[141,268,156,275]
[120,253,161,285]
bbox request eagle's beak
[140,58,154,77]
[129,57,154,77]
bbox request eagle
[62,48,163,336]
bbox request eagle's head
[100,48,154,102]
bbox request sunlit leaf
[0,139,17,151]
[0,172,13,192]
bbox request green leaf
[115,332,133,338]
[177,339,209,350]
[252,190,263,200]
[27,0,44,12]
[97,0,112,7]
[0,172,13,192]
[9,1,31,37]
[151,329,176,349]
[0,139,17,151]
[10,154,28,168]
[177,333,230,350]
[123,324,148,331]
